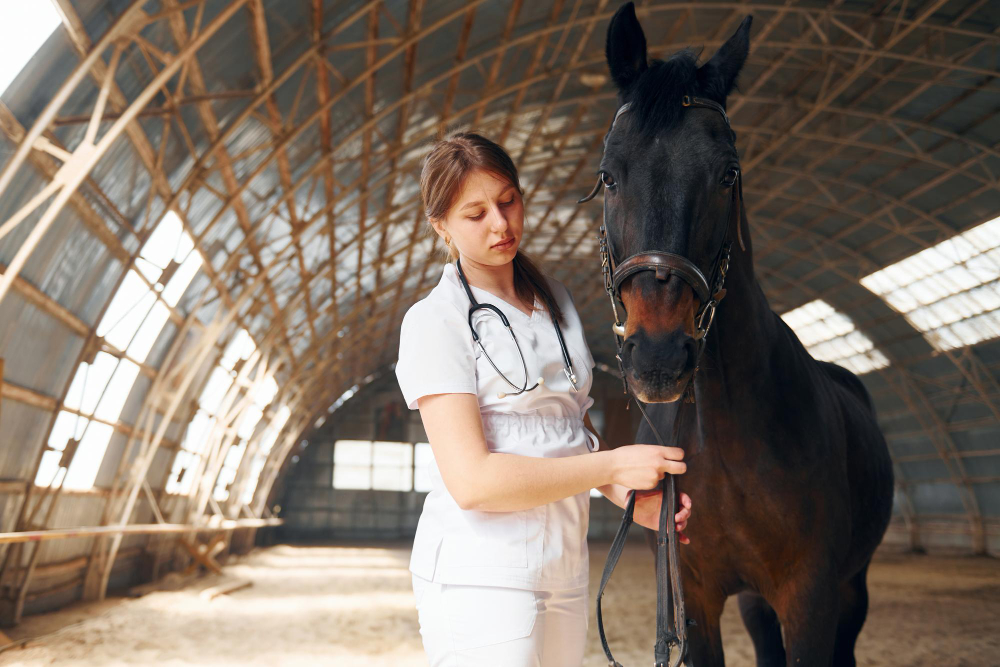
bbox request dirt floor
[0,541,997,665]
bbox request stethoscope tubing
[456,257,577,396]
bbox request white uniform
[395,261,599,665]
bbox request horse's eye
[722,166,739,187]
[601,172,617,189]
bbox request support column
[0,360,13,625]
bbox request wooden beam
[0,380,56,412]
[179,534,226,575]
[0,518,282,544]
[0,264,90,339]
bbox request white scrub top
[395,261,600,591]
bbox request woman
[394,132,692,666]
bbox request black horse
[596,4,894,665]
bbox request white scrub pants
[411,573,589,666]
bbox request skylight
[38,211,202,490]
[860,215,1000,352]
[165,408,215,496]
[240,405,291,505]
[780,300,889,375]
[166,330,254,496]
[0,3,60,96]
[34,410,88,487]
[62,423,114,490]
[162,326,288,505]
[211,373,278,501]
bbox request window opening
[860,215,1000,351]
[780,300,889,375]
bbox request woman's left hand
[632,489,692,543]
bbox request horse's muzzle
[620,328,698,402]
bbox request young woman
[394,132,692,666]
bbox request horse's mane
[625,48,702,140]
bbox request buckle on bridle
[694,299,718,339]
[600,224,627,338]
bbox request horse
[593,4,895,665]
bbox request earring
[444,236,451,246]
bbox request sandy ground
[0,541,997,666]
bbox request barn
[0,1,997,664]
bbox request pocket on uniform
[442,583,538,651]
[438,509,528,567]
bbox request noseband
[577,94,746,667]
[579,95,746,390]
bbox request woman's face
[434,169,524,266]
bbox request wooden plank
[199,577,251,600]
[0,518,282,544]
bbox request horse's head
[593,3,752,403]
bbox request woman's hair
[419,131,565,326]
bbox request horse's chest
[679,452,843,594]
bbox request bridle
[577,94,746,667]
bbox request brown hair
[419,131,565,326]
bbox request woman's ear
[429,217,446,239]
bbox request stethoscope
[455,257,578,399]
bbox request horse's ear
[699,15,753,100]
[605,2,647,93]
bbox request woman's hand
[609,444,687,490]
[632,490,692,543]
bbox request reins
[578,94,745,667]
[594,411,687,667]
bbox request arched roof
[0,0,998,586]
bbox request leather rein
[577,94,745,667]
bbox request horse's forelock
[626,49,704,140]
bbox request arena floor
[0,541,997,665]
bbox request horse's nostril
[621,337,636,363]
[684,336,698,361]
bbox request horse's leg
[737,591,785,667]
[644,530,725,666]
[680,584,726,667]
[831,562,870,667]
[774,569,839,667]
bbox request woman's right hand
[609,444,687,490]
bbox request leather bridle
[577,94,745,667]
